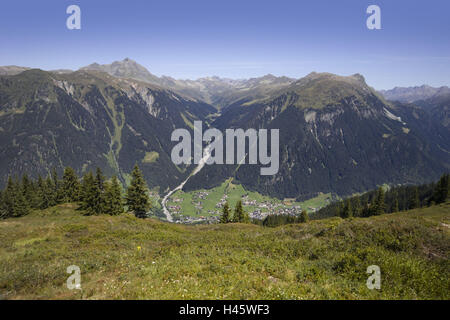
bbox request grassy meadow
[0,202,448,299]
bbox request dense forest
[254,173,449,227]
[0,164,151,219]
[252,209,310,227]
[314,173,449,220]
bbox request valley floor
[164,179,332,223]
[0,203,449,299]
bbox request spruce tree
[2,177,15,217]
[374,187,385,215]
[242,208,250,223]
[299,210,309,223]
[353,196,361,217]
[0,189,6,219]
[80,172,100,215]
[6,177,30,218]
[62,167,81,202]
[95,167,107,212]
[95,168,105,192]
[233,200,245,222]
[103,176,123,215]
[125,165,150,218]
[341,199,353,218]
[361,197,370,217]
[393,191,399,212]
[432,173,449,204]
[337,201,345,218]
[220,201,230,223]
[409,187,420,209]
[13,186,29,217]
[45,175,57,207]
[36,175,50,209]
[21,174,37,208]
[51,168,63,204]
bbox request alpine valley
[0,59,449,213]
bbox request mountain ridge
[0,61,448,199]
[184,72,450,199]
[0,68,216,191]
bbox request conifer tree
[95,168,105,191]
[233,200,245,222]
[4,177,30,218]
[393,191,400,212]
[374,187,385,215]
[62,167,81,202]
[13,185,29,217]
[220,201,230,223]
[353,196,361,217]
[361,198,371,217]
[45,175,57,207]
[341,199,353,218]
[0,189,6,219]
[409,187,420,209]
[36,175,50,209]
[51,168,63,204]
[337,201,345,218]
[103,176,123,215]
[432,173,449,204]
[2,177,15,218]
[80,172,99,215]
[21,174,37,208]
[95,167,107,212]
[125,165,150,218]
[242,208,250,223]
[299,209,309,223]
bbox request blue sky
[0,0,449,89]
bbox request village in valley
[162,181,332,224]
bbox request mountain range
[80,58,296,109]
[0,67,214,192]
[379,85,450,103]
[0,58,448,200]
[186,72,450,199]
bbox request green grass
[298,193,332,211]
[0,202,448,299]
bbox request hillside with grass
[0,202,448,299]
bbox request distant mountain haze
[0,66,31,76]
[379,85,450,103]
[80,58,161,86]
[380,85,450,129]
[80,58,296,109]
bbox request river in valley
[160,145,212,222]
